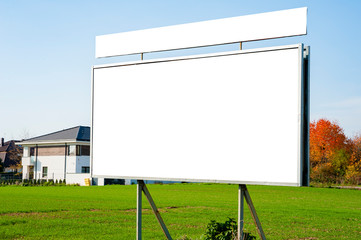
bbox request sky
[1,0,361,139]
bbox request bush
[0,179,80,187]
[203,218,256,240]
[345,164,361,185]
[20,181,29,187]
[311,163,336,183]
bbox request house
[0,138,22,172]
[19,126,91,186]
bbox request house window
[76,145,90,156]
[67,145,75,156]
[81,166,90,173]
[76,146,81,156]
[42,166,48,178]
[30,147,35,156]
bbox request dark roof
[21,126,90,143]
[0,145,9,152]
[0,140,18,152]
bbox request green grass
[0,184,360,239]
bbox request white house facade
[19,126,91,186]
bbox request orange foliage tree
[309,118,352,183]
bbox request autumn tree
[345,134,361,184]
[309,118,352,183]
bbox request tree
[309,119,352,183]
[1,142,23,173]
[7,147,22,173]
[345,134,361,184]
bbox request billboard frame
[91,44,310,187]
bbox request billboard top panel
[96,7,307,58]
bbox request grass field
[0,183,360,239]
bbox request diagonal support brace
[240,184,266,240]
[137,180,172,240]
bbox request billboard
[92,44,309,186]
[96,7,307,58]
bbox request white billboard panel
[96,7,307,58]
[92,44,308,186]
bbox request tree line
[310,118,361,185]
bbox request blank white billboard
[92,44,308,186]
[96,7,307,58]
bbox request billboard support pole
[240,184,266,240]
[136,180,173,240]
[238,184,244,240]
[136,182,142,240]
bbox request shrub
[203,218,256,240]
[311,163,335,183]
[21,181,29,187]
[345,164,361,185]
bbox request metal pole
[139,180,172,240]
[241,185,266,240]
[137,181,142,240]
[238,40,244,240]
[238,184,244,240]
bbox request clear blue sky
[1,0,361,139]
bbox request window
[81,166,90,173]
[67,145,75,156]
[76,145,90,156]
[29,166,34,179]
[76,146,81,156]
[42,166,48,178]
[30,147,35,156]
